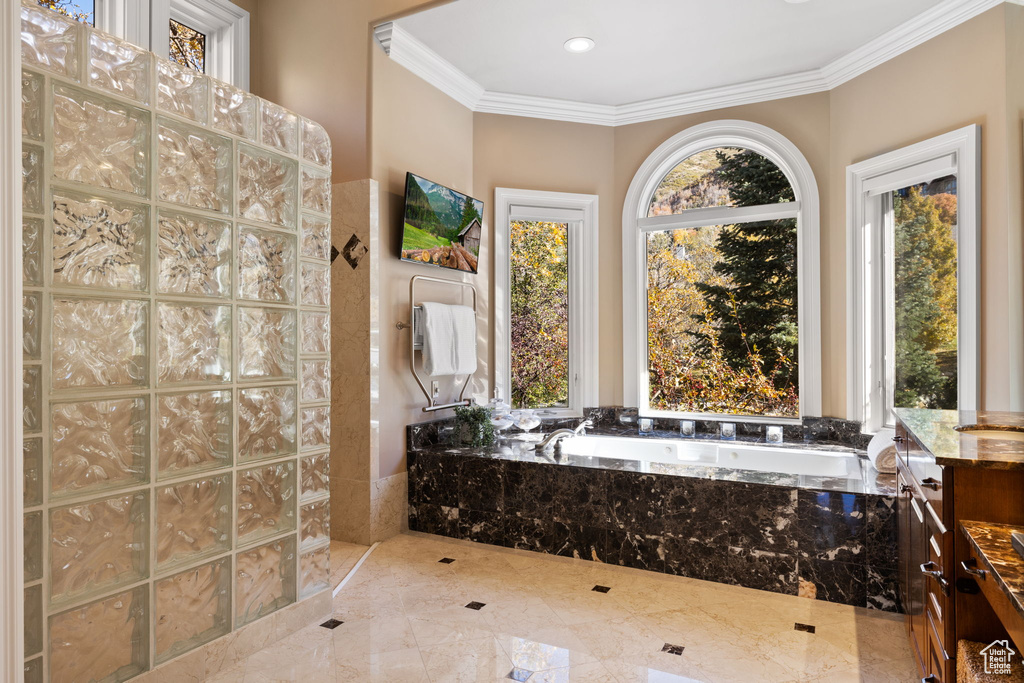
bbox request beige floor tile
[525,660,619,682]
[334,647,430,682]
[331,615,419,657]
[419,636,516,683]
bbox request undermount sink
[954,424,1024,442]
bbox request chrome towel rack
[395,274,478,413]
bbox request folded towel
[867,428,897,474]
[420,302,477,377]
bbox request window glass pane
[38,0,94,25]
[510,221,569,409]
[890,175,958,411]
[647,218,799,418]
[648,147,794,216]
[169,18,206,73]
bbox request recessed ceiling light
[564,37,595,54]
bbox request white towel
[867,428,897,474]
[420,302,477,377]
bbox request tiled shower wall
[20,3,332,681]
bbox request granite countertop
[408,437,897,497]
[895,409,1024,470]
[960,520,1024,625]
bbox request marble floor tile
[187,531,916,682]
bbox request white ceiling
[396,0,946,107]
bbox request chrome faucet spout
[532,419,593,454]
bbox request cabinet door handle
[900,483,913,494]
[921,561,951,596]
[961,558,987,579]
[922,676,938,683]
[921,477,941,491]
[893,435,905,444]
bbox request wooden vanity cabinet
[895,418,1024,682]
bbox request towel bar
[397,274,478,412]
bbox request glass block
[235,536,296,626]
[300,544,329,598]
[300,406,330,452]
[89,31,150,103]
[26,583,42,657]
[238,226,296,303]
[23,366,41,433]
[51,296,148,391]
[21,3,79,79]
[301,165,331,215]
[49,491,149,605]
[24,511,42,581]
[238,307,296,380]
[157,391,232,479]
[22,144,42,214]
[301,311,330,356]
[301,118,331,168]
[300,453,329,502]
[301,214,331,261]
[22,69,43,140]
[23,216,43,285]
[50,396,149,499]
[158,117,232,213]
[299,499,329,551]
[24,437,43,507]
[157,303,231,385]
[237,460,296,546]
[300,360,330,403]
[261,100,298,154]
[24,657,42,683]
[157,210,231,298]
[52,189,149,291]
[52,83,150,196]
[156,473,232,570]
[49,586,149,683]
[157,57,209,122]
[212,81,256,139]
[238,145,298,229]
[238,386,296,462]
[23,292,40,360]
[300,262,330,308]
[155,558,231,664]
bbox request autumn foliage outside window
[169,18,207,73]
[510,221,569,409]
[646,148,799,418]
[37,0,93,24]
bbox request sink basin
[954,424,1024,442]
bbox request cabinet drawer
[926,610,952,682]
[906,434,944,504]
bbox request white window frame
[847,125,980,434]
[95,0,249,89]
[622,120,822,424]
[494,188,599,417]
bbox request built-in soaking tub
[559,435,860,480]
[406,425,900,613]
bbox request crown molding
[375,0,1014,127]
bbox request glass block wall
[20,3,333,680]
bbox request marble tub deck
[207,532,916,682]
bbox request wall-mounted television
[400,172,483,274]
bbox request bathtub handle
[920,562,951,596]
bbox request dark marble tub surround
[960,520,1024,622]
[408,444,901,612]
[896,408,1024,470]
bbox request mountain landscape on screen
[401,173,483,274]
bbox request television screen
[401,172,483,274]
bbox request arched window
[622,121,821,421]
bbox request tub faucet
[533,419,593,454]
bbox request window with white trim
[622,121,821,422]
[79,0,249,89]
[495,189,599,416]
[847,126,980,433]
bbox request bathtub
[557,434,859,479]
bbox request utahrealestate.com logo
[981,640,1017,675]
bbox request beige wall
[370,48,476,478]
